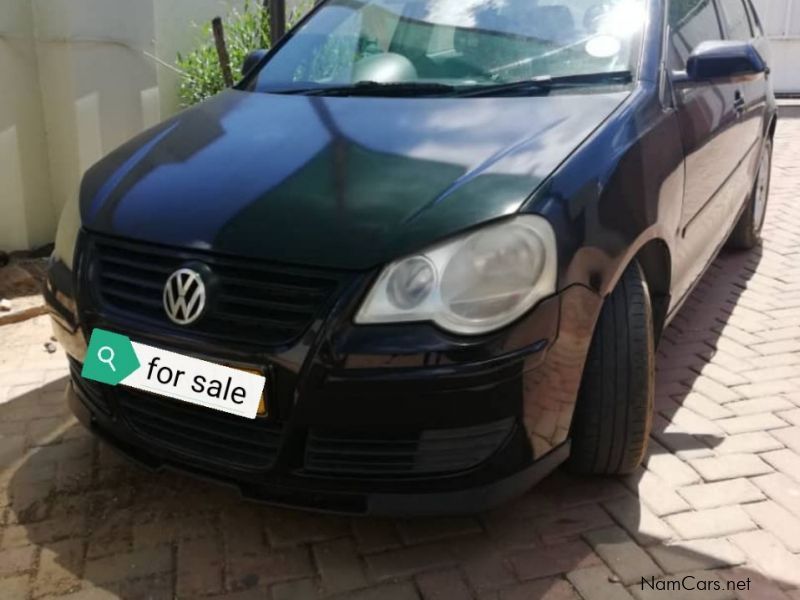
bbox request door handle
[734,91,746,115]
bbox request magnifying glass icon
[97,346,116,372]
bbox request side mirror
[242,49,268,77]
[684,40,767,82]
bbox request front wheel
[566,261,655,475]
[727,139,772,250]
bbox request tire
[727,138,772,250]
[566,261,655,475]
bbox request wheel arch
[768,114,778,140]
[632,238,672,344]
[587,232,674,346]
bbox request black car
[46,0,776,515]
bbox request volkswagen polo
[46,0,777,514]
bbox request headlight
[355,215,557,335]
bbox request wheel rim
[753,146,771,230]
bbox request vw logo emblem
[163,267,207,325]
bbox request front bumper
[67,379,569,515]
[47,235,602,515]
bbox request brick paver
[0,118,799,599]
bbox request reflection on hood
[81,88,628,269]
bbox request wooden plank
[212,17,234,87]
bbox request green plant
[176,0,308,108]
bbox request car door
[667,0,756,300]
[717,0,767,185]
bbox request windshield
[248,0,646,94]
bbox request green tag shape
[82,329,140,386]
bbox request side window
[744,0,764,36]
[718,0,753,40]
[668,0,723,69]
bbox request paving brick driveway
[1,118,800,600]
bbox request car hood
[81,88,628,270]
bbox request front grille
[85,234,351,348]
[305,418,515,478]
[118,388,283,471]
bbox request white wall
[32,0,161,229]
[0,0,260,252]
[0,0,55,251]
[752,0,800,94]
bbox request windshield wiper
[275,81,458,97]
[270,71,632,98]
[456,70,634,97]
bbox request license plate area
[236,367,268,417]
